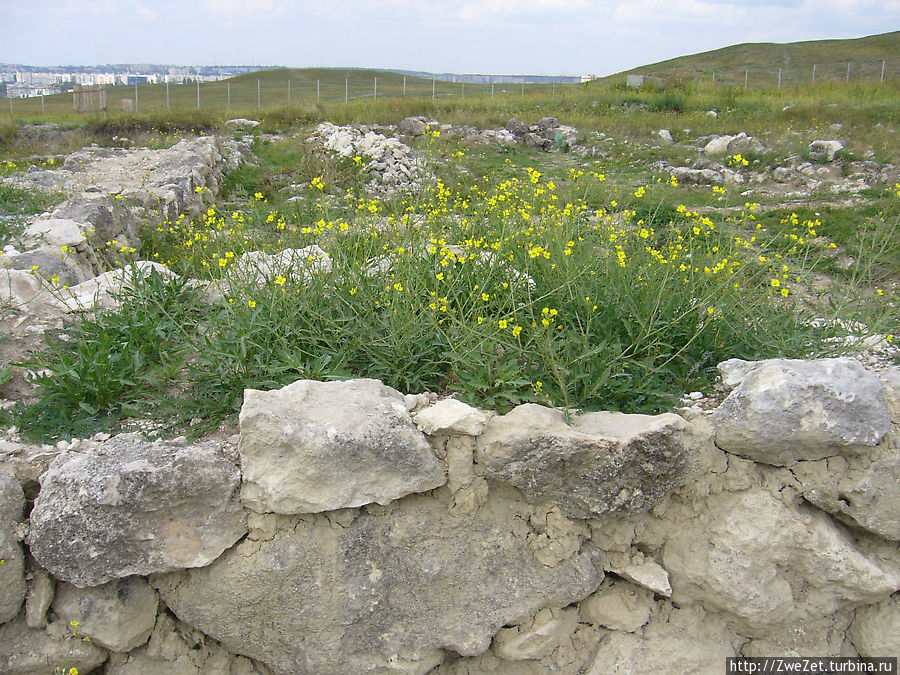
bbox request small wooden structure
[73,85,107,112]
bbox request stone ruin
[0,356,897,673]
[0,125,897,673]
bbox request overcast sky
[1,0,898,76]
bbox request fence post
[812,64,816,84]
[712,71,715,84]
[166,81,170,110]
[744,70,748,90]
[257,79,260,110]
[881,60,886,84]
[778,68,782,89]
[345,77,348,103]
[374,77,377,101]
[846,62,850,82]
[135,83,138,113]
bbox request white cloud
[200,0,286,22]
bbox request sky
[1,0,898,76]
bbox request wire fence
[4,59,900,116]
[3,74,578,116]
[637,59,900,89]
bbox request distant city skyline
[1,1,898,77]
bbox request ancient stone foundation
[0,357,898,674]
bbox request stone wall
[0,135,250,308]
[0,356,897,674]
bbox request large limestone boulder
[849,594,900,657]
[0,616,108,675]
[239,378,446,514]
[662,486,900,636]
[0,473,26,624]
[154,493,604,675]
[711,358,890,465]
[29,433,247,587]
[53,576,158,652]
[475,405,695,519]
[586,605,740,675]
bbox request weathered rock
[792,428,900,541]
[28,433,247,587]
[224,118,260,130]
[586,605,739,675]
[398,116,428,136]
[105,611,259,675]
[606,552,672,597]
[476,405,694,519]
[809,140,845,162]
[703,134,736,156]
[658,129,674,144]
[53,576,158,652]
[711,358,890,465]
[153,493,604,675]
[506,118,529,137]
[413,398,489,436]
[49,260,179,312]
[239,378,446,514]
[848,594,900,657]
[491,606,579,661]
[725,132,765,157]
[0,473,25,625]
[579,579,653,632]
[662,486,900,636]
[22,218,87,248]
[0,616,108,675]
[228,245,331,287]
[671,166,723,185]
[24,571,54,629]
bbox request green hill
[610,30,900,87]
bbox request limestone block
[53,576,158,652]
[0,473,25,625]
[662,486,900,636]
[24,571,54,629]
[414,398,488,436]
[239,378,446,514]
[849,594,900,657]
[711,358,890,465]
[28,433,247,587]
[153,492,604,675]
[229,246,331,287]
[476,404,694,519]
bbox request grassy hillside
[3,67,561,118]
[613,30,900,87]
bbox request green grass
[2,39,898,441]
[613,30,900,88]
